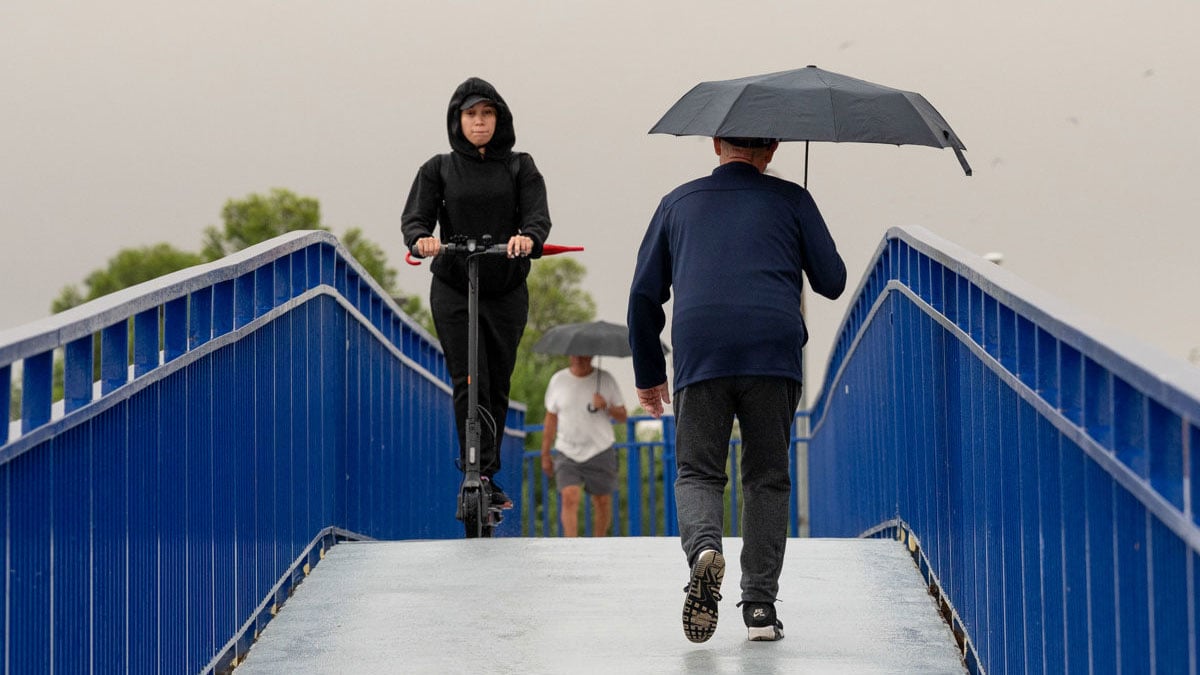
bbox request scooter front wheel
[462,488,488,538]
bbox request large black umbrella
[533,320,668,411]
[649,65,971,184]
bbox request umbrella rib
[813,69,842,142]
[715,84,758,138]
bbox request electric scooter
[408,234,581,537]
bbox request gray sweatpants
[673,376,801,604]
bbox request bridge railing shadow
[807,225,1200,674]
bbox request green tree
[200,189,434,331]
[343,227,396,295]
[201,188,326,260]
[43,187,432,406]
[397,294,435,335]
[343,225,434,334]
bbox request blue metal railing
[0,231,526,673]
[521,412,811,538]
[807,226,1200,674]
[12,222,1196,673]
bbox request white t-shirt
[544,367,625,463]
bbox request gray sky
[3,1,1199,400]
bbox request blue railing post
[133,307,157,377]
[164,296,187,362]
[190,287,213,350]
[627,421,642,536]
[20,350,52,433]
[64,336,93,414]
[100,321,126,395]
[1,364,9,444]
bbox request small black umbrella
[533,320,668,411]
[649,65,971,184]
[533,320,638,358]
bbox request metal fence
[10,223,1197,674]
[807,226,1200,674]
[520,413,811,539]
[0,231,522,673]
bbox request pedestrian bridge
[3,228,1198,674]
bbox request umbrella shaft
[804,141,809,188]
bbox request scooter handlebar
[405,241,583,265]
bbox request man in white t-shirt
[541,355,628,536]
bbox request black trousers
[430,275,528,478]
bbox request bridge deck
[236,537,965,674]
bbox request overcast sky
[3,1,1198,400]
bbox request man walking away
[627,136,846,643]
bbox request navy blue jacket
[628,161,846,391]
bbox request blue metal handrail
[807,226,1200,674]
[521,412,811,538]
[0,231,522,673]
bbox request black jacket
[401,77,552,296]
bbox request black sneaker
[682,549,724,643]
[481,476,512,508]
[741,601,784,641]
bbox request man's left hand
[636,382,670,418]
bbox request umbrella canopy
[649,65,971,178]
[533,320,668,357]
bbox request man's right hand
[540,451,554,476]
[636,382,671,418]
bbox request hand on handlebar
[506,234,533,258]
[407,236,580,265]
[414,236,441,258]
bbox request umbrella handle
[542,244,585,256]
[587,358,602,412]
[952,146,972,177]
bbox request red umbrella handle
[406,243,583,265]
[542,244,584,255]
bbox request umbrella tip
[807,64,817,68]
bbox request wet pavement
[235,536,965,674]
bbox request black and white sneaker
[682,549,724,643]
[741,601,784,641]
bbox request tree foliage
[201,188,325,260]
[49,188,433,330]
[343,225,434,333]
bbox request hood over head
[447,77,516,158]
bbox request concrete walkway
[235,537,965,674]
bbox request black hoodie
[401,77,552,297]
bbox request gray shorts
[554,447,619,495]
